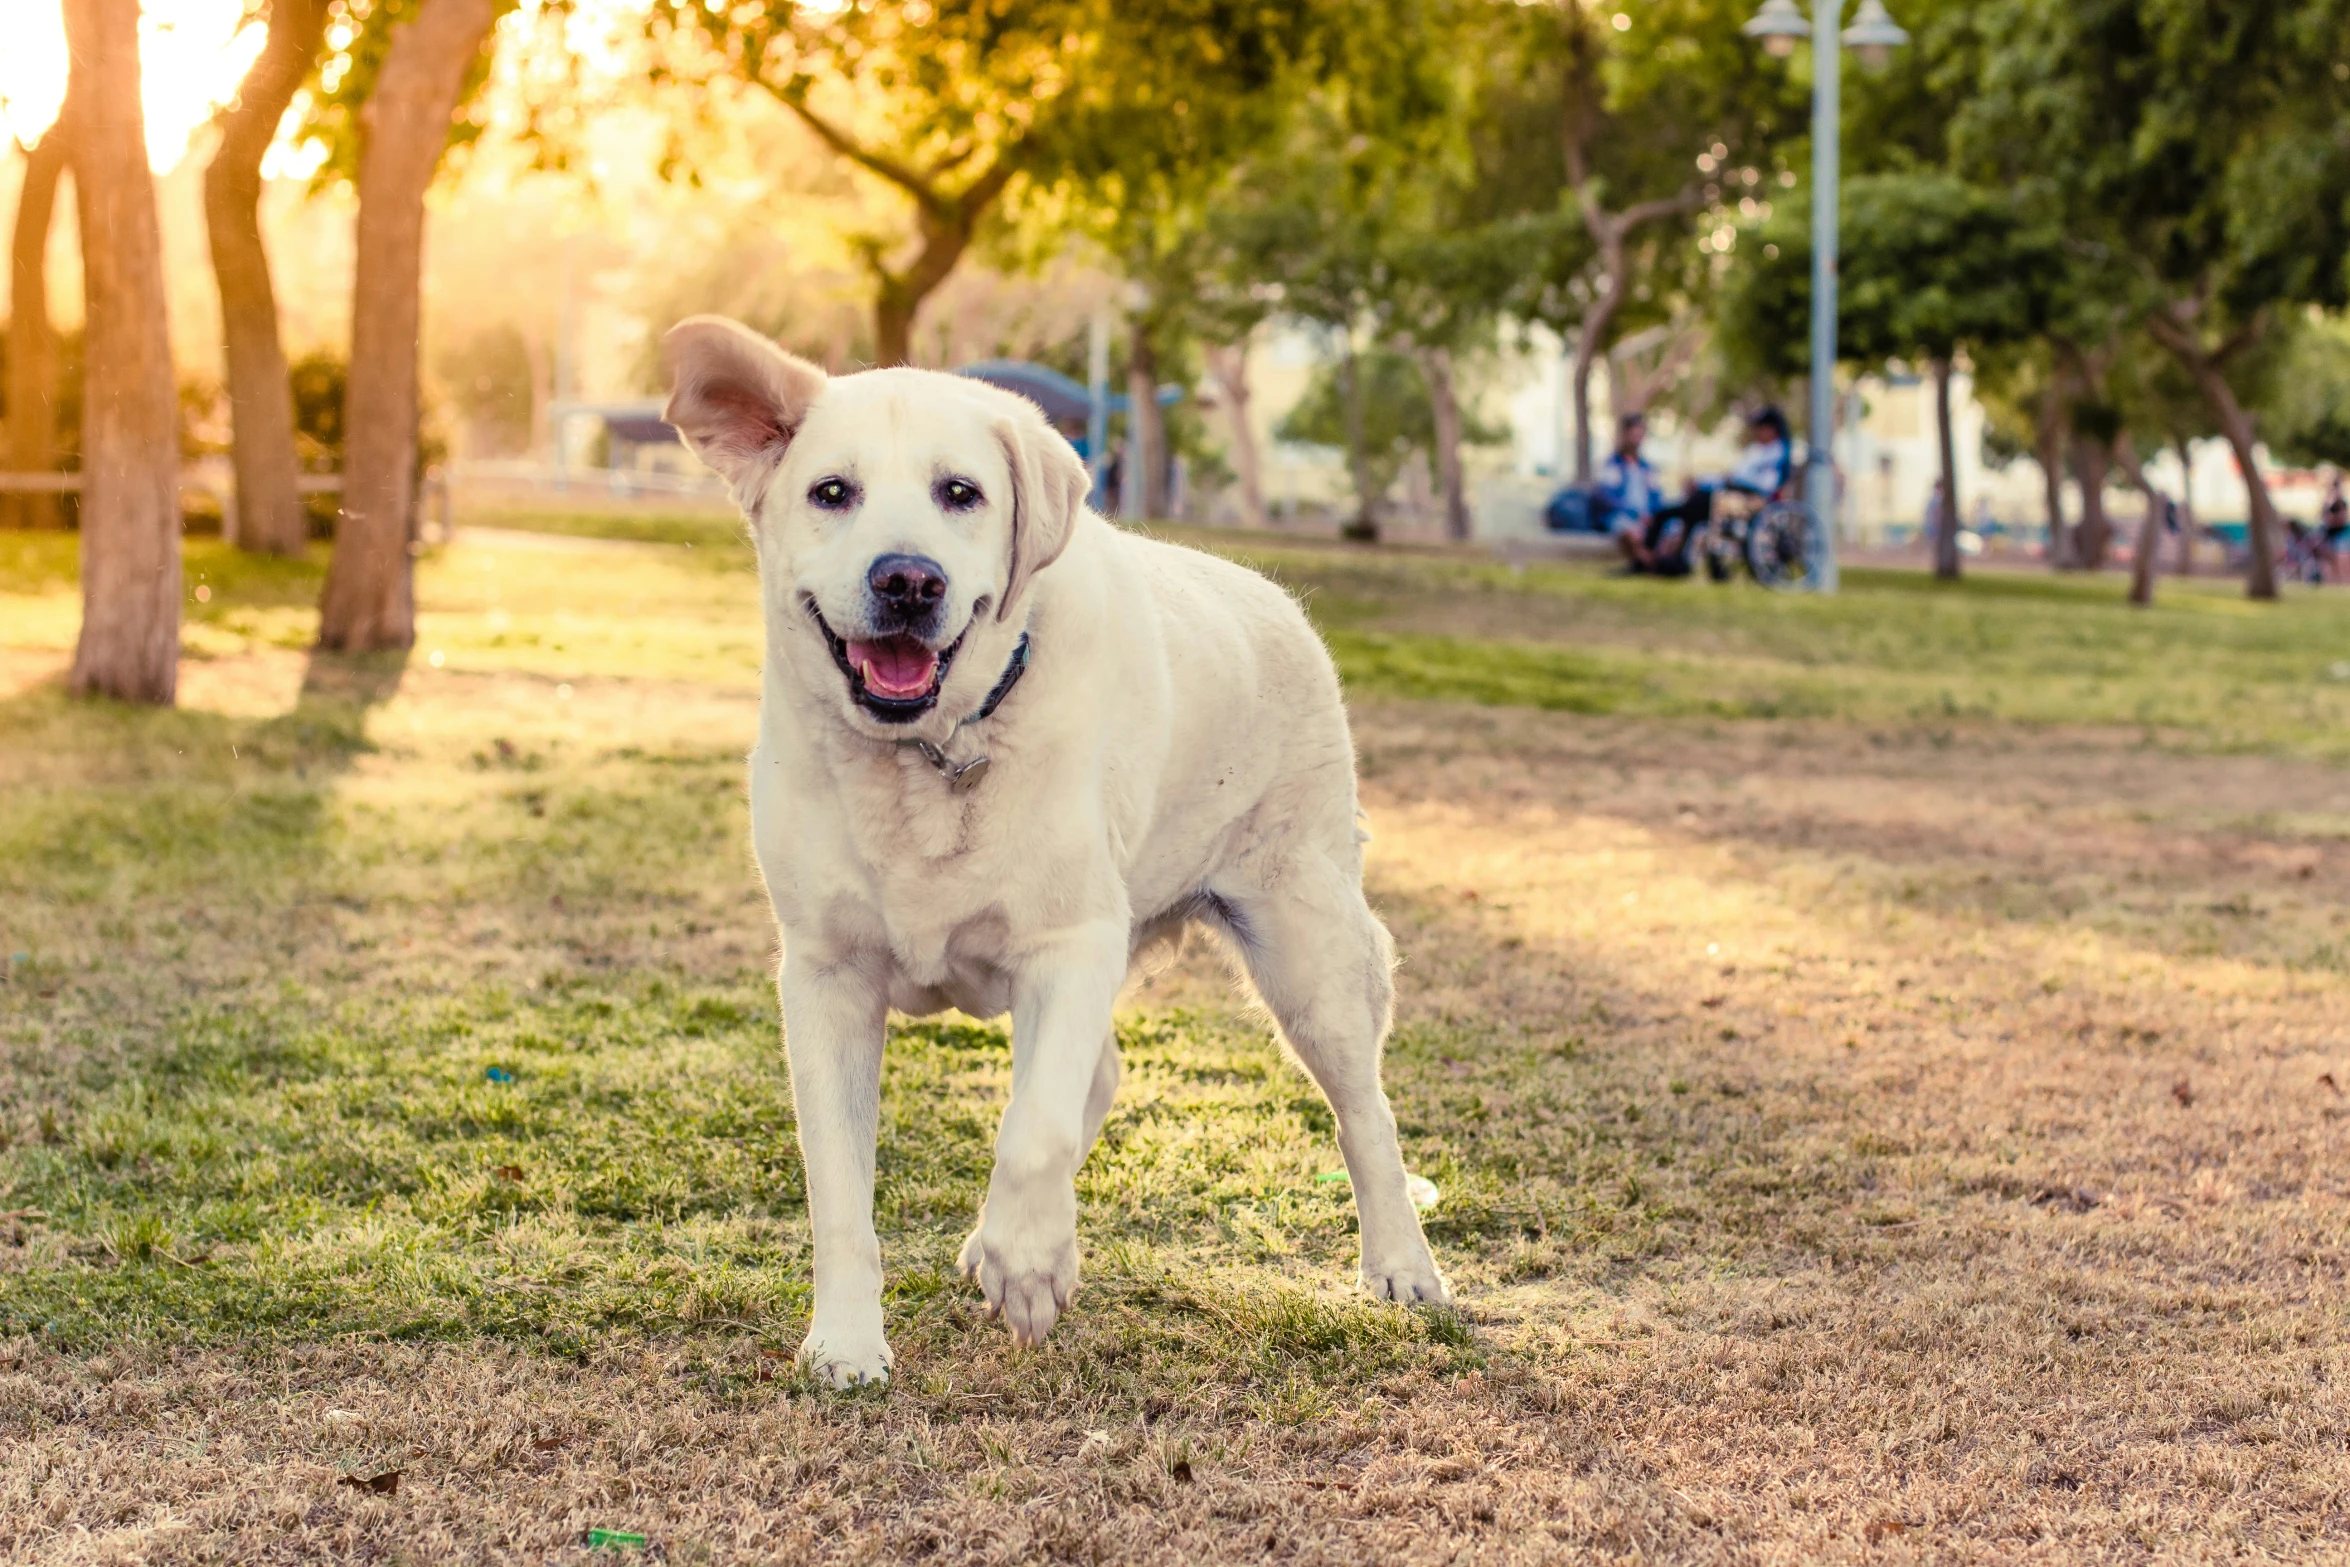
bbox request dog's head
[661,315,1087,733]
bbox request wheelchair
[1692,485,1819,591]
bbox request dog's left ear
[995,407,1090,620]
[661,316,827,502]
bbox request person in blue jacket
[1597,410,1663,571]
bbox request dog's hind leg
[1216,858,1448,1306]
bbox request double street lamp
[1741,0,1909,593]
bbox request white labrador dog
[663,316,1448,1386]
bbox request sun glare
[0,0,266,173]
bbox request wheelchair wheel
[1745,501,1817,591]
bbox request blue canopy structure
[953,359,1185,429]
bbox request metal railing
[0,470,461,546]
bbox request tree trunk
[873,284,917,369]
[63,0,182,704]
[1567,241,1624,486]
[1338,336,1378,540]
[2034,383,2068,569]
[1124,328,1164,520]
[2116,435,2161,607]
[2146,311,2278,600]
[773,102,1017,371]
[2172,437,2196,576]
[317,0,498,652]
[1931,359,1962,581]
[4,127,68,531]
[1419,344,1471,543]
[2070,437,2112,571]
[1204,342,1267,528]
[204,0,322,556]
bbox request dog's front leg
[780,949,893,1387]
[962,919,1128,1347]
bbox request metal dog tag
[945,755,990,792]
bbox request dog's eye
[936,477,982,511]
[808,477,856,510]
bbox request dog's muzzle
[807,600,965,722]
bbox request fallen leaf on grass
[2030,1186,2101,1214]
[531,1436,564,1452]
[493,1165,525,1183]
[2172,1078,2195,1108]
[1865,1518,1908,1543]
[338,1470,401,1495]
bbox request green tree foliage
[647,0,1364,365]
[1489,0,1805,479]
[1719,176,2055,385]
[1273,344,1503,511]
[1956,0,2350,597]
[1719,172,2058,575]
[301,0,510,183]
[2256,316,2350,470]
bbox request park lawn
[1,523,2347,1563]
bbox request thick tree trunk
[2146,311,2278,600]
[2070,438,2113,571]
[64,0,182,704]
[873,286,916,369]
[2034,384,2068,569]
[4,127,68,531]
[1124,329,1164,520]
[1204,342,1267,528]
[866,217,976,368]
[316,0,498,652]
[1931,360,1962,581]
[1338,337,1377,541]
[205,0,323,556]
[1419,344,1471,543]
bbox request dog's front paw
[798,1328,894,1389]
[1362,1242,1451,1307]
[962,1207,1080,1347]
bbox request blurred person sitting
[1598,410,1663,572]
[1641,406,1797,577]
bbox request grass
[2,521,2349,1561]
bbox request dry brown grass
[3,532,2348,1563]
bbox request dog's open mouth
[809,603,963,721]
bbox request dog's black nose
[867,553,948,612]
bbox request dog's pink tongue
[849,636,938,699]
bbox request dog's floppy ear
[994,406,1090,620]
[661,316,827,501]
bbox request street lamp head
[1841,0,1911,71]
[1742,0,1811,59]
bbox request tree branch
[765,86,950,216]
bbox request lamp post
[1741,0,1908,593]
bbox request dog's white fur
[663,316,1447,1386]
